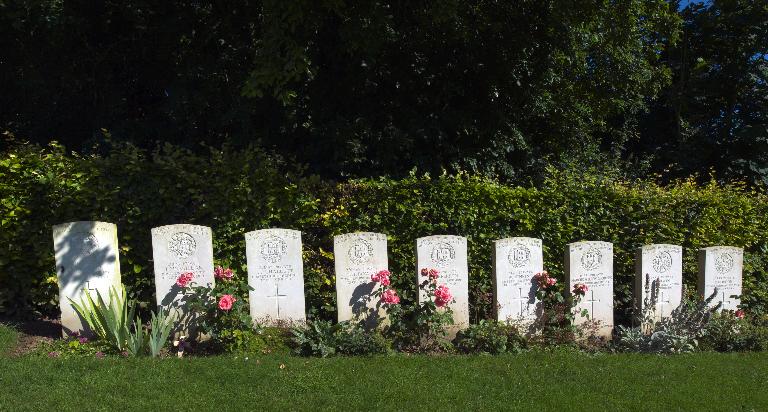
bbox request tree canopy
[1,0,766,183]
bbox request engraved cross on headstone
[720,291,735,309]
[586,290,600,318]
[657,290,671,317]
[267,283,288,318]
[510,287,529,317]
[82,281,98,295]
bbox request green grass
[1,348,767,411]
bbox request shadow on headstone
[350,281,378,328]
[54,221,119,337]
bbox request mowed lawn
[0,326,767,411]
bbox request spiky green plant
[148,309,175,357]
[69,285,135,353]
[126,314,148,356]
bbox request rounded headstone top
[52,221,116,230]
[151,224,211,236]
[495,237,542,247]
[245,228,301,240]
[333,232,387,242]
[567,241,613,253]
[416,235,467,244]
[699,246,743,253]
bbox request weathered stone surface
[151,224,215,334]
[53,221,122,337]
[416,235,469,330]
[334,232,388,324]
[698,246,743,311]
[493,237,542,325]
[565,241,614,338]
[634,244,683,322]
[245,228,306,325]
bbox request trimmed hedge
[2,142,768,324]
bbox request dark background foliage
[1,0,766,183]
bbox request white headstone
[245,228,306,325]
[151,224,215,332]
[416,235,469,330]
[698,246,743,311]
[333,232,388,324]
[53,221,122,337]
[634,244,683,321]
[493,237,542,325]
[565,241,613,338]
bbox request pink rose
[420,268,429,277]
[176,272,194,288]
[534,271,556,289]
[547,277,557,287]
[735,309,745,319]
[371,270,391,286]
[434,285,452,308]
[218,294,236,311]
[214,266,234,281]
[78,337,88,344]
[381,289,400,305]
[572,283,588,296]
[428,269,439,281]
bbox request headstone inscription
[698,246,743,311]
[416,235,470,330]
[634,244,683,322]
[245,228,306,325]
[333,232,389,324]
[151,224,215,333]
[53,221,122,337]
[564,241,614,338]
[493,237,542,325]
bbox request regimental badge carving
[168,232,197,258]
[580,248,602,271]
[259,236,288,263]
[348,239,374,265]
[652,251,673,273]
[76,233,100,258]
[508,246,531,268]
[430,242,456,267]
[715,252,735,274]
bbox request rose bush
[179,267,253,349]
[385,268,456,352]
[531,271,588,345]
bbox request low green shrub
[35,333,115,359]
[615,289,720,354]
[217,327,291,355]
[291,320,342,357]
[454,320,527,354]
[291,320,390,357]
[701,311,768,352]
[336,327,390,356]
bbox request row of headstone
[53,222,744,338]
